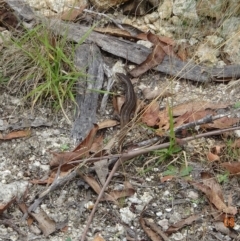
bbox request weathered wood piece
[6,0,240,82]
[46,19,240,82]
[72,44,104,143]
[5,0,35,21]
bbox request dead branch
[5,0,240,83]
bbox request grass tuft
[0,23,94,119]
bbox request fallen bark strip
[46,19,240,83]
[6,0,240,83]
[72,43,104,143]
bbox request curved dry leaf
[158,109,170,131]
[130,44,165,77]
[207,152,220,162]
[221,162,240,174]
[191,181,237,215]
[60,4,86,21]
[98,119,119,129]
[142,101,160,126]
[166,214,201,235]
[0,130,31,140]
[205,117,240,129]
[201,172,223,201]
[172,101,229,116]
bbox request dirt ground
[1,1,240,241]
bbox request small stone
[170,16,182,25]
[144,16,150,24]
[196,44,219,65]
[223,30,240,64]
[163,190,170,196]
[171,232,184,240]
[187,190,199,200]
[157,219,169,230]
[173,0,199,21]
[156,211,163,217]
[165,208,172,212]
[84,201,94,210]
[128,194,142,204]
[234,130,240,138]
[148,24,157,31]
[140,192,153,203]
[189,37,198,45]
[158,0,173,19]
[145,12,159,23]
[120,207,136,224]
[137,40,153,49]
[221,17,240,38]
[205,35,223,47]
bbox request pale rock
[128,193,142,204]
[0,170,12,180]
[223,31,240,64]
[30,225,41,235]
[116,224,125,234]
[187,190,199,200]
[25,0,48,10]
[173,0,199,21]
[145,12,159,23]
[0,30,11,45]
[136,19,143,26]
[196,0,226,19]
[233,224,240,231]
[0,181,29,206]
[163,190,170,196]
[112,61,125,75]
[148,24,157,31]
[216,61,226,68]
[165,207,172,212]
[25,0,88,16]
[169,212,181,224]
[140,192,153,203]
[196,44,219,65]
[205,35,224,47]
[122,18,132,25]
[156,211,163,217]
[221,17,240,38]
[157,219,169,230]
[189,37,198,45]
[138,25,150,32]
[228,0,240,15]
[154,23,174,37]
[170,16,182,25]
[144,16,150,24]
[40,164,50,172]
[158,0,173,19]
[84,201,94,210]
[120,207,136,224]
[192,202,197,208]
[234,130,240,138]
[171,232,184,240]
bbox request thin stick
[79,125,240,240]
[80,157,122,241]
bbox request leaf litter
[1,1,240,240]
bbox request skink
[116,73,137,128]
